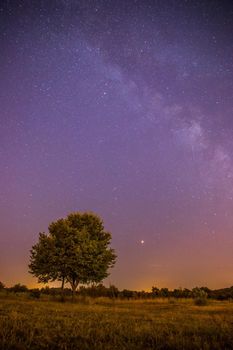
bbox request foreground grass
[0,296,233,349]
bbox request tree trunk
[70,279,79,302]
[67,277,79,302]
[71,285,75,302]
[60,276,65,302]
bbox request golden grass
[0,295,233,349]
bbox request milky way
[1,0,233,290]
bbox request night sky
[1,0,233,290]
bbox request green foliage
[29,212,117,292]
[192,287,208,306]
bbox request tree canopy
[29,212,116,293]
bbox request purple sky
[1,0,233,290]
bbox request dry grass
[0,295,233,349]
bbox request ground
[0,295,233,349]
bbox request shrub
[29,289,41,299]
[192,287,208,306]
[9,284,28,293]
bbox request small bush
[193,287,208,306]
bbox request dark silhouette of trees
[9,284,28,293]
[160,288,169,297]
[29,212,116,298]
[151,286,160,297]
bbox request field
[1,295,233,350]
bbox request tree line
[1,282,233,301]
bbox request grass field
[1,295,233,349]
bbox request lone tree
[29,212,116,297]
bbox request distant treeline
[1,281,233,301]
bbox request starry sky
[1,0,233,291]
